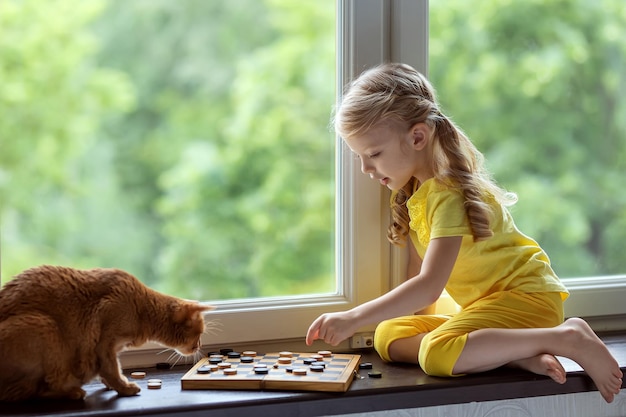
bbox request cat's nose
[189,339,201,353]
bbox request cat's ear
[183,301,215,316]
[172,301,214,323]
[191,302,214,315]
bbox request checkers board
[181,352,361,392]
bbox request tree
[152,0,336,298]
[0,0,136,281]
[430,0,626,276]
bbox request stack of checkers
[129,371,163,390]
[181,350,361,392]
[146,379,163,389]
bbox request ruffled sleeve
[406,179,472,249]
[407,194,429,247]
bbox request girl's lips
[369,173,389,185]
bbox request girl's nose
[360,159,373,174]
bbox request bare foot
[560,318,623,403]
[509,354,567,384]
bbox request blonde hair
[334,63,516,246]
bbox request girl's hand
[305,311,359,346]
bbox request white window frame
[198,0,434,348]
[122,0,626,367]
[197,0,426,347]
[122,0,408,365]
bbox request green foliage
[430,0,626,277]
[151,0,336,298]
[0,0,335,300]
[1,0,624,296]
[0,0,137,276]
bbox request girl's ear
[410,123,431,151]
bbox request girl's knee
[374,317,424,362]
[373,319,399,361]
[418,333,468,377]
[418,341,451,376]
[373,315,449,363]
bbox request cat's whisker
[204,319,222,331]
[166,351,178,363]
[172,354,184,367]
[203,329,219,337]
[203,320,222,337]
[156,348,172,356]
[159,348,178,367]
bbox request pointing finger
[306,319,321,346]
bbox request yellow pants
[374,291,564,377]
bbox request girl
[305,63,622,403]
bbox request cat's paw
[116,382,141,397]
[68,387,87,400]
[100,377,114,390]
[40,386,86,400]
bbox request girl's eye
[368,152,380,158]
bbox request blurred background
[1,0,624,301]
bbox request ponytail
[334,63,516,246]
[431,114,499,241]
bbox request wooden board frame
[181,352,361,393]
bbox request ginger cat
[0,265,213,401]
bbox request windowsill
[2,333,625,417]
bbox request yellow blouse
[405,178,568,309]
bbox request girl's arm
[305,235,462,346]
[406,241,437,315]
[407,240,422,278]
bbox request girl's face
[345,122,433,190]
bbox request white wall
[330,391,626,417]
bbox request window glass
[429,0,626,278]
[0,0,336,301]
